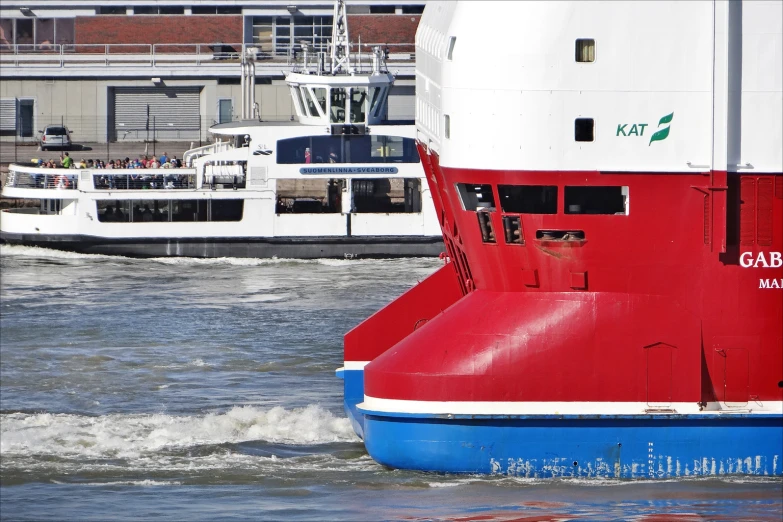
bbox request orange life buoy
[55,175,70,189]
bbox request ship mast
[329,0,353,75]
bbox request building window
[575,118,594,142]
[97,7,126,15]
[252,16,333,55]
[134,6,184,15]
[0,19,14,49]
[498,185,558,214]
[564,186,628,215]
[402,6,426,14]
[192,6,242,15]
[369,6,396,14]
[575,38,595,62]
[159,7,185,15]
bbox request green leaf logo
[649,112,673,145]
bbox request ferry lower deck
[0,160,443,258]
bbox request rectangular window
[159,6,185,15]
[564,186,628,215]
[402,6,426,14]
[16,19,33,46]
[477,212,496,243]
[0,19,14,48]
[54,19,75,46]
[444,114,451,139]
[456,183,495,211]
[330,87,346,123]
[576,39,595,62]
[498,185,557,214]
[276,135,420,165]
[276,178,342,214]
[172,200,207,222]
[35,19,54,48]
[575,118,594,142]
[447,37,456,60]
[133,7,158,15]
[98,7,126,15]
[351,178,419,213]
[369,6,396,14]
[502,216,523,244]
[350,87,367,124]
[211,200,244,221]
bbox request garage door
[0,98,17,133]
[112,86,201,141]
[387,85,415,121]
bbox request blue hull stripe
[361,413,783,478]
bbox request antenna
[329,0,353,75]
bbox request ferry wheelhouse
[339,0,783,478]
[0,1,441,259]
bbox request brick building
[0,1,424,144]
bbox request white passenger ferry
[0,1,442,259]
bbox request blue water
[1,245,781,521]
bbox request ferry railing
[6,165,78,190]
[183,141,234,167]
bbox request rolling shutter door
[113,87,201,140]
[387,85,415,120]
[0,98,17,132]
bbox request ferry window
[172,200,207,222]
[447,37,456,60]
[97,200,130,222]
[498,185,557,214]
[456,183,496,211]
[564,186,628,215]
[277,136,420,164]
[502,216,523,244]
[477,212,496,243]
[352,178,420,213]
[291,87,306,118]
[576,39,595,62]
[575,118,594,142]
[313,87,327,115]
[371,135,414,162]
[330,87,347,123]
[276,178,343,214]
[300,87,318,118]
[444,114,451,139]
[211,200,244,221]
[370,87,386,118]
[350,87,367,124]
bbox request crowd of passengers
[35,152,185,169]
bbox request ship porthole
[778,380,783,388]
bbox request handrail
[0,42,416,70]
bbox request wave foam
[0,405,357,459]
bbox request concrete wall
[0,79,297,143]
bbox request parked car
[39,125,72,151]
